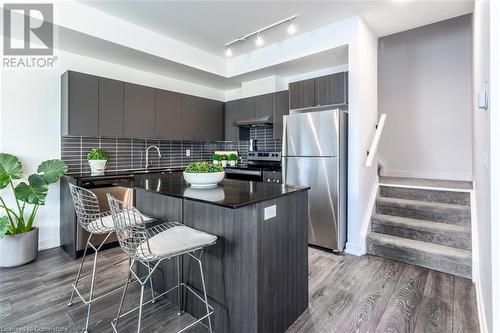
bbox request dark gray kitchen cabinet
[289,72,348,110]
[254,93,274,118]
[61,71,99,136]
[273,90,289,139]
[289,78,315,110]
[98,77,124,137]
[315,72,347,106]
[182,95,224,141]
[225,99,243,141]
[155,89,182,139]
[123,83,155,138]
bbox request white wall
[344,19,379,255]
[489,0,500,331]
[472,1,491,331]
[378,15,473,181]
[0,49,225,250]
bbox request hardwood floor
[0,246,479,333]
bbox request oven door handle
[225,169,262,176]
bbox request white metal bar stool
[107,193,217,333]
[67,184,155,333]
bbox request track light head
[225,47,233,57]
[287,21,296,35]
[255,33,264,47]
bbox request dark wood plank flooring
[0,246,479,333]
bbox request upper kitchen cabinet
[61,71,99,136]
[155,89,182,139]
[98,77,124,137]
[123,83,156,138]
[182,95,224,141]
[273,90,289,139]
[254,93,274,118]
[289,72,348,110]
[315,72,348,106]
[225,99,245,141]
[289,78,315,109]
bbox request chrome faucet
[145,145,161,169]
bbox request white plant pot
[0,227,39,267]
[88,159,107,173]
[183,171,225,188]
[229,160,237,167]
[221,160,228,168]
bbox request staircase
[366,179,473,279]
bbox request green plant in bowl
[185,162,223,173]
[87,148,108,160]
[184,162,225,188]
[212,153,222,164]
[228,153,238,166]
[87,148,108,173]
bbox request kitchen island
[132,172,309,333]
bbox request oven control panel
[247,151,281,161]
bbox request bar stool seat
[138,222,217,260]
[87,211,154,233]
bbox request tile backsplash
[62,127,281,174]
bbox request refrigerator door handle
[282,115,288,157]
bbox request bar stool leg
[68,234,91,306]
[177,256,183,316]
[137,282,146,333]
[113,260,133,329]
[197,253,213,333]
[147,262,155,303]
[84,248,99,333]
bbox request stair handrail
[365,113,387,167]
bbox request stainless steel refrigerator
[282,109,348,251]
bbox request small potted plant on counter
[87,148,108,173]
[220,155,228,168]
[0,153,68,267]
[228,153,238,167]
[183,162,225,188]
[212,153,222,165]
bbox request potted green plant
[220,154,228,168]
[212,153,222,165]
[0,153,68,267]
[228,153,238,167]
[87,148,108,173]
[183,162,225,188]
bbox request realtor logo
[3,3,53,56]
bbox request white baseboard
[39,237,59,251]
[345,242,364,256]
[381,169,472,181]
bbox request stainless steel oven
[225,152,281,182]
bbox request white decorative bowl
[183,171,225,188]
[88,160,107,173]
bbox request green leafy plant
[87,148,108,160]
[185,162,224,173]
[211,154,222,161]
[0,153,68,238]
[228,153,238,161]
[221,155,228,161]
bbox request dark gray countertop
[132,172,309,209]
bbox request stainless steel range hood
[234,114,273,127]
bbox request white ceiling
[81,0,473,58]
